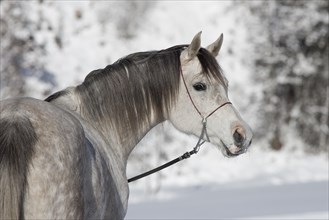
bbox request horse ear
[182,31,202,61]
[206,33,223,57]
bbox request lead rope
[128,119,209,183]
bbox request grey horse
[0,32,252,219]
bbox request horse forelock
[196,48,227,88]
[76,45,225,137]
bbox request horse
[0,32,253,219]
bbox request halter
[128,69,231,183]
[179,68,232,153]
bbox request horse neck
[120,115,163,158]
[69,89,166,165]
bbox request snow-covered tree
[0,1,53,98]
[241,0,328,151]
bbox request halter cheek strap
[180,69,232,123]
[179,69,232,155]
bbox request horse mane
[74,45,225,137]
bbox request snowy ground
[126,181,328,219]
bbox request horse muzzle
[221,126,253,158]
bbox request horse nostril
[233,129,244,145]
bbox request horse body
[1,97,87,219]
[0,32,253,219]
[1,95,130,219]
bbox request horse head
[169,32,253,157]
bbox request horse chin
[220,142,244,158]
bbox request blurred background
[1,0,328,219]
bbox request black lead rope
[128,120,209,183]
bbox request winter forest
[1,0,328,219]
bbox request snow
[126,181,328,219]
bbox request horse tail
[0,114,37,220]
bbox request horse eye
[193,82,207,91]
